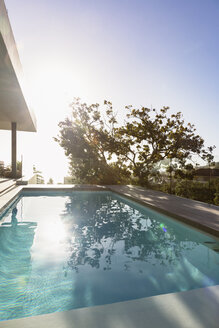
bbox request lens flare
[160,223,167,232]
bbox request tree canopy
[55,99,212,186]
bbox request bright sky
[1,0,219,183]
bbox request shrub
[175,180,216,204]
[214,193,219,205]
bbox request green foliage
[213,178,219,205]
[158,182,172,194]
[173,179,219,205]
[114,105,204,185]
[55,99,213,191]
[0,161,22,179]
[151,178,219,206]
[214,193,219,205]
[202,146,216,166]
[55,99,130,184]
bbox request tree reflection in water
[61,192,196,273]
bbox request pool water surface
[0,191,219,321]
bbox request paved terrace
[0,184,219,328]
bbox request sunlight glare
[31,218,68,265]
[43,220,66,244]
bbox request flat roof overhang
[0,0,36,132]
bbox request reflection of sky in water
[0,191,219,321]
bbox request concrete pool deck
[0,184,219,327]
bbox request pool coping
[0,184,219,327]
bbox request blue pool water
[0,191,219,321]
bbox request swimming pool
[0,191,219,321]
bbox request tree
[55,99,209,186]
[202,145,216,202]
[47,178,54,184]
[114,106,205,186]
[54,99,130,184]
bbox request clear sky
[1,0,219,182]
